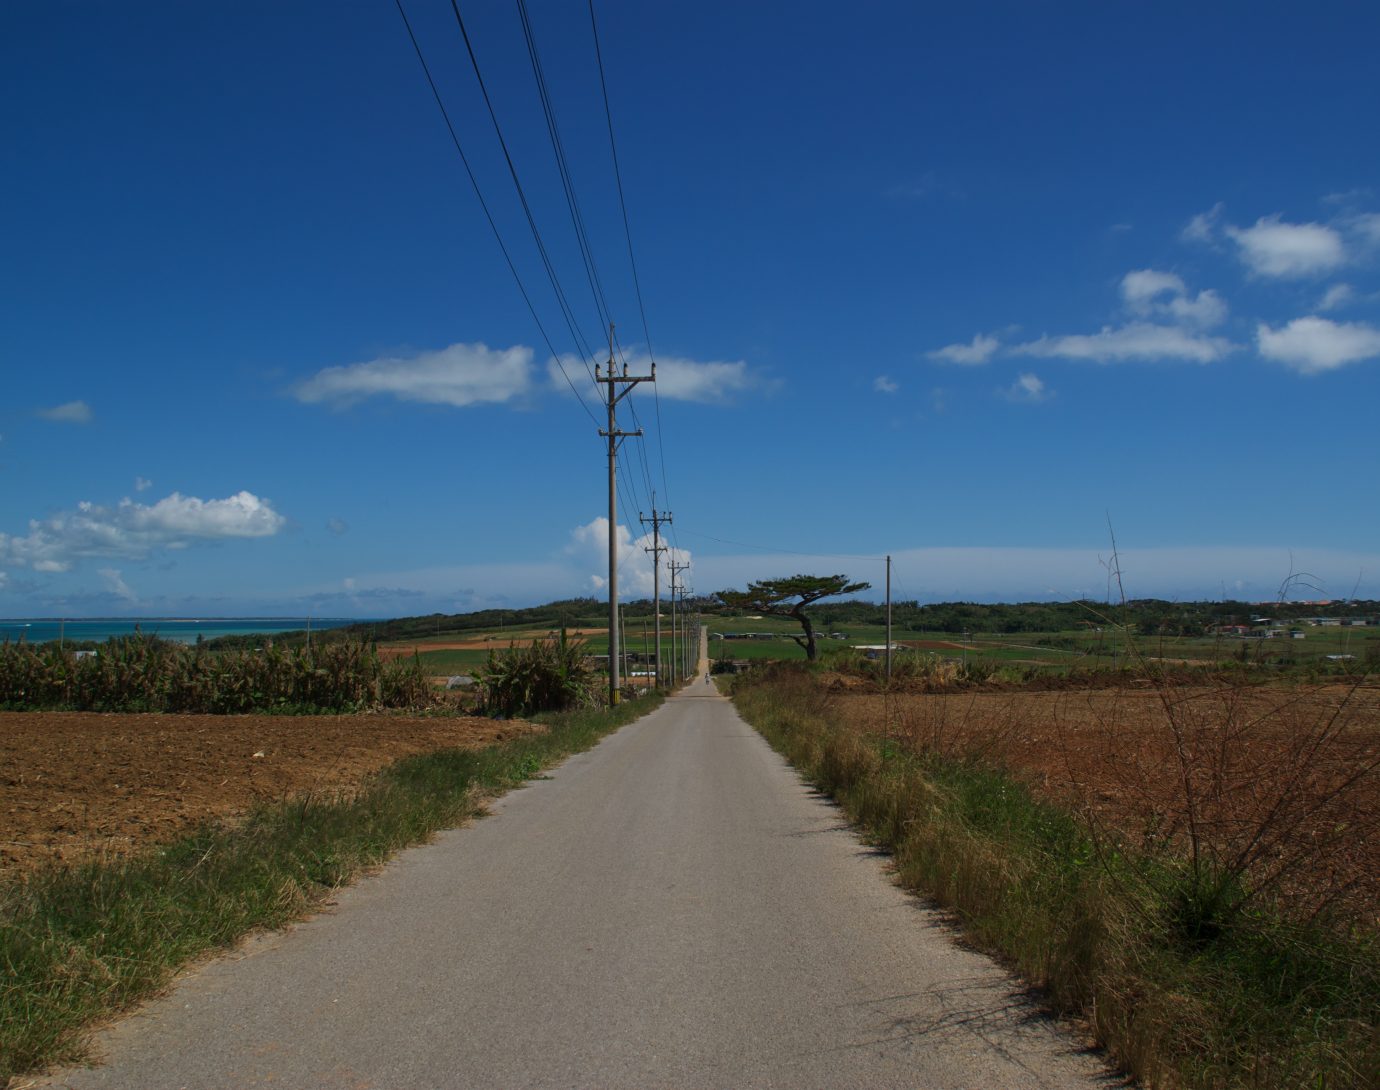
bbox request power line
[675,527,886,564]
[516,0,615,337]
[588,0,655,365]
[446,0,602,382]
[588,0,674,524]
[393,0,599,426]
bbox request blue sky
[4,1,1379,617]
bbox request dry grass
[731,664,1380,1088]
[837,684,1380,925]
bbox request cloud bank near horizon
[0,491,286,575]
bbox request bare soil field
[0,712,540,876]
[378,627,608,657]
[835,683,1380,917]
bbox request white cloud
[1347,212,1380,248]
[643,355,756,403]
[1181,202,1223,243]
[1016,322,1236,364]
[99,568,138,604]
[0,491,286,573]
[565,517,690,598]
[1318,283,1355,312]
[37,401,93,424]
[549,352,758,405]
[1120,269,1227,328]
[1225,215,1346,278]
[1256,316,1380,375]
[1121,269,1186,310]
[295,342,532,409]
[134,476,152,492]
[1004,373,1049,402]
[927,333,1000,365]
[873,375,899,394]
[326,517,349,536]
[1166,290,1228,328]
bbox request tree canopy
[716,574,871,660]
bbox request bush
[476,630,597,717]
[0,636,434,714]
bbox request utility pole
[639,501,672,688]
[669,558,690,683]
[596,324,654,706]
[885,555,892,685]
[680,587,694,679]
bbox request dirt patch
[0,712,540,875]
[378,627,607,657]
[837,684,1380,917]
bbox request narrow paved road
[42,656,1113,1089]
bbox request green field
[392,624,697,677]
[386,615,1378,678]
[707,616,1378,673]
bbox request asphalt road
[40,659,1114,1089]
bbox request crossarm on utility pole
[596,324,654,706]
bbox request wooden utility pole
[669,558,690,683]
[885,555,892,685]
[639,501,672,687]
[596,324,654,706]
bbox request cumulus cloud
[551,352,758,405]
[0,491,286,573]
[1015,322,1236,364]
[1120,269,1227,327]
[1256,316,1380,374]
[1347,212,1380,248]
[566,517,690,598]
[295,342,532,409]
[926,333,1000,365]
[326,517,350,536]
[1318,283,1355,312]
[37,401,93,424]
[99,568,138,604]
[1181,203,1223,243]
[873,375,898,394]
[1225,215,1346,278]
[1121,269,1186,309]
[134,476,152,492]
[1004,373,1049,403]
[646,355,758,403]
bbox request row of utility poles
[598,324,698,706]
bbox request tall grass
[730,663,1380,1089]
[0,690,663,1079]
[476,630,597,716]
[0,635,433,713]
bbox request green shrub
[476,630,596,717]
[0,636,434,714]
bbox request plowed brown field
[836,683,1380,917]
[0,712,539,875]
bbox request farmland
[0,711,542,875]
[729,664,1380,1086]
[832,681,1380,919]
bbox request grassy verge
[729,664,1379,1089]
[0,692,664,1081]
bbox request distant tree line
[190,595,1379,652]
[723,598,1380,636]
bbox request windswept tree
[716,574,871,661]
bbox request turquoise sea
[0,618,356,645]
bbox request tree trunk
[794,608,818,661]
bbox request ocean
[0,618,357,645]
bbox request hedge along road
[38,655,1111,1089]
